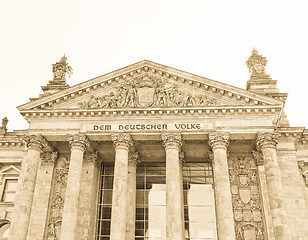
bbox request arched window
[0,221,10,240]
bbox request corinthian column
[126,150,139,240]
[208,132,236,240]
[60,134,90,240]
[110,133,132,240]
[9,135,48,240]
[256,132,291,240]
[162,133,185,240]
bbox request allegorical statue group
[79,76,217,109]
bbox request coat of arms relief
[229,156,265,240]
[78,74,218,109]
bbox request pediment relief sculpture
[78,74,220,109]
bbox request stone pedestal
[9,135,48,240]
[60,134,90,240]
[126,151,139,240]
[110,133,132,240]
[209,132,236,240]
[162,133,185,240]
[27,151,58,240]
[256,132,291,240]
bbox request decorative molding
[67,134,90,152]
[228,155,265,239]
[22,135,49,152]
[252,150,263,166]
[41,151,58,165]
[111,133,133,151]
[161,133,182,151]
[20,105,282,120]
[208,132,229,150]
[256,132,279,150]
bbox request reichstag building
[0,50,308,239]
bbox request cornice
[19,105,282,121]
[18,60,282,112]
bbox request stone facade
[0,51,307,239]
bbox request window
[0,222,10,240]
[1,179,18,202]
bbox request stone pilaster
[253,150,275,240]
[110,133,132,240]
[162,133,185,240]
[77,151,100,239]
[9,135,49,240]
[208,132,236,240]
[60,134,90,240]
[256,132,291,240]
[126,150,139,240]
[27,151,58,240]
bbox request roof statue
[246,48,268,78]
[0,117,8,135]
[52,54,73,82]
[41,55,72,96]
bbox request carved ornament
[252,150,264,166]
[128,150,139,166]
[67,134,90,151]
[111,133,133,150]
[0,117,8,135]
[41,151,58,165]
[22,134,49,152]
[208,132,229,150]
[246,49,267,77]
[161,133,182,151]
[229,156,265,239]
[52,55,73,82]
[84,151,101,166]
[47,156,69,239]
[256,132,279,150]
[78,74,218,109]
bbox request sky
[1,0,308,131]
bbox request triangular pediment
[0,165,21,175]
[18,60,283,114]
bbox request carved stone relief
[229,155,265,240]
[47,156,69,240]
[78,74,219,109]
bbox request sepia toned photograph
[0,1,308,239]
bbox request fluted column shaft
[9,135,48,240]
[209,132,236,240]
[110,133,132,240]
[126,151,139,240]
[256,132,291,240]
[162,133,185,240]
[60,134,90,240]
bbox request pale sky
[1,0,308,131]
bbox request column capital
[209,132,229,150]
[67,134,90,152]
[128,150,139,166]
[256,132,279,150]
[161,133,182,151]
[22,135,49,152]
[111,133,133,151]
[41,151,58,165]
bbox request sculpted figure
[122,82,138,108]
[152,83,168,106]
